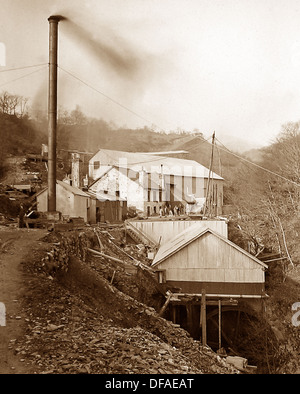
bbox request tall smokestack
[47,16,61,212]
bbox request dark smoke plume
[61,19,142,79]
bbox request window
[94,161,100,170]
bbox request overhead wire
[56,65,295,186]
[170,132,300,187]
[213,136,300,187]
[0,65,47,89]
[0,63,48,73]
[1,62,297,188]
[58,65,165,132]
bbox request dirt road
[0,227,47,374]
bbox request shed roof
[152,224,268,269]
[56,180,90,197]
[36,180,90,198]
[86,189,126,201]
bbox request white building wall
[36,184,89,222]
[89,168,146,212]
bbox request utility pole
[200,289,207,346]
[203,131,215,217]
[47,16,61,212]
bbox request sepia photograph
[0,0,300,379]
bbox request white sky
[1,0,300,148]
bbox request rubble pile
[39,231,91,275]
[37,227,161,308]
[37,227,151,276]
[13,284,202,374]
[16,226,239,374]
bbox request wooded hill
[1,103,299,270]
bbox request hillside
[0,113,45,156]
[0,113,46,179]
[0,112,242,186]
[1,223,299,375]
[0,226,240,375]
[1,112,300,375]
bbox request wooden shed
[152,224,268,298]
[87,190,127,224]
[36,180,96,224]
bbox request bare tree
[18,96,28,118]
[225,123,300,267]
[0,91,28,118]
[69,105,87,125]
[0,91,9,114]
[274,122,300,183]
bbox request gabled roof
[152,224,268,269]
[88,165,162,191]
[88,166,113,188]
[86,189,126,202]
[90,149,223,180]
[36,180,90,198]
[56,180,90,197]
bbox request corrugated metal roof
[139,150,189,155]
[152,223,268,269]
[90,149,223,180]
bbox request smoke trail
[43,9,171,126]
[61,19,142,79]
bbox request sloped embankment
[16,227,238,374]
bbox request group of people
[159,203,184,218]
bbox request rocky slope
[3,226,239,375]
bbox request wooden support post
[201,289,207,346]
[94,228,103,251]
[159,291,172,317]
[172,305,176,324]
[199,304,202,341]
[210,318,239,355]
[218,299,222,350]
[186,303,193,334]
